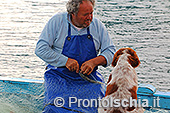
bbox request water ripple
[0,0,170,104]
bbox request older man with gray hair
[35,0,116,112]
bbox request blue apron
[43,23,105,113]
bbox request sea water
[0,0,170,112]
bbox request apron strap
[87,27,90,35]
[68,23,71,36]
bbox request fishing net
[0,78,44,113]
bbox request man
[35,0,116,112]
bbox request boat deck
[0,77,170,112]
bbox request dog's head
[112,48,140,68]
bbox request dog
[98,48,144,113]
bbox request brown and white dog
[98,48,144,113]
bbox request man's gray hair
[66,0,95,14]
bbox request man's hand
[66,58,79,73]
[80,59,96,75]
[80,56,107,75]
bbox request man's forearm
[91,55,107,67]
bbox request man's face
[71,1,93,28]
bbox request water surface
[0,0,170,112]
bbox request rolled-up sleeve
[35,15,68,67]
[97,21,116,67]
[35,13,116,67]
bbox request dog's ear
[112,55,118,67]
[112,48,125,67]
[127,48,140,68]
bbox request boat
[0,77,170,112]
[0,77,44,113]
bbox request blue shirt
[35,12,116,67]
